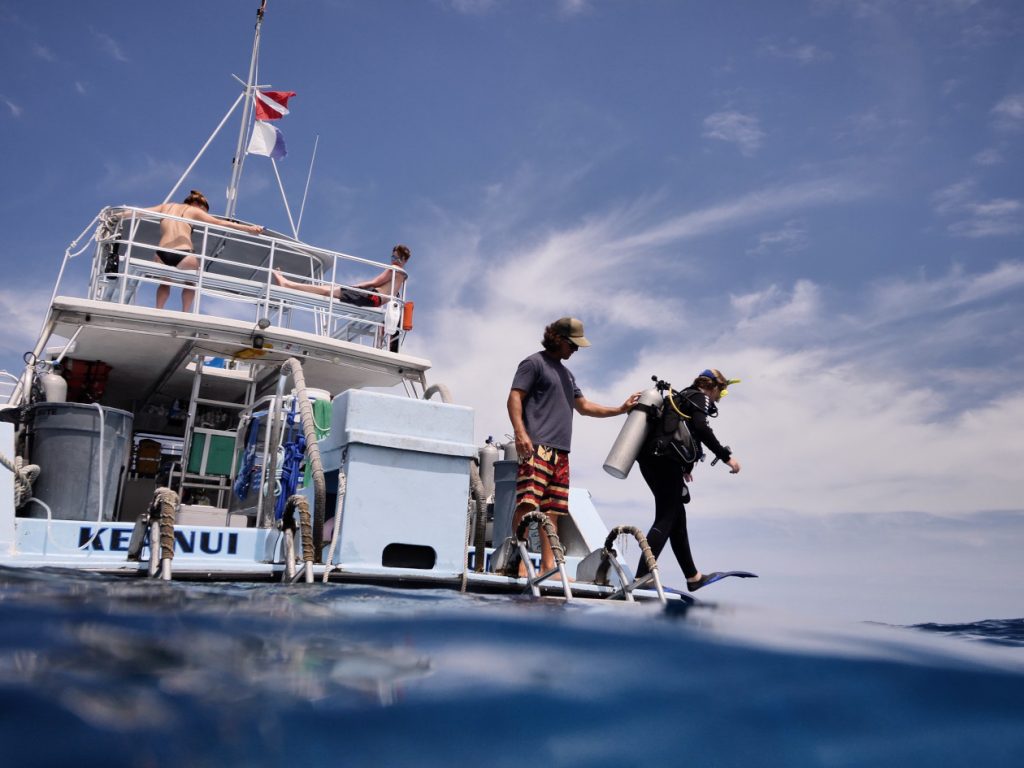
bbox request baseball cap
[553,317,591,347]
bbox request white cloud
[97,154,189,197]
[866,261,1024,322]
[0,286,52,362]
[731,280,822,339]
[992,93,1024,131]
[702,111,765,156]
[446,0,499,13]
[972,147,1002,166]
[90,28,128,62]
[762,40,832,65]
[31,43,55,62]
[75,81,88,96]
[558,0,590,15]
[445,0,589,14]
[747,220,807,256]
[932,178,1023,237]
[612,177,868,252]
[412,169,1023,519]
[2,97,22,118]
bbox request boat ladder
[575,526,669,605]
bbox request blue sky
[1,1,1022,621]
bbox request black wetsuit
[635,387,733,581]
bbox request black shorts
[156,249,190,268]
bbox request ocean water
[0,567,1022,767]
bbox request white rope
[1,453,40,508]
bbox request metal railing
[78,207,408,348]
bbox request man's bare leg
[511,502,535,578]
[273,269,338,298]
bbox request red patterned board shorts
[515,445,570,516]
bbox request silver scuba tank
[603,386,663,479]
[478,438,500,500]
[40,371,68,403]
[502,440,518,462]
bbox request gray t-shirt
[511,351,582,452]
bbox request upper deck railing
[73,207,408,350]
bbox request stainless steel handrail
[83,207,408,347]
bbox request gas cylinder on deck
[602,386,663,479]
[39,369,68,403]
[478,437,500,500]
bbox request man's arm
[507,388,533,460]
[356,266,407,294]
[573,392,640,418]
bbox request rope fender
[604,525,658,576]
[282,494,314,563]
[150,487,179,563]
[516,510,566,566]
[0,452,40,509]
[280,358,326,563]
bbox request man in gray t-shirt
[506,317,639,577]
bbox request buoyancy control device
[647,386,700,467]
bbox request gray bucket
[27,403,133,521]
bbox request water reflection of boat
[0,2,677,606]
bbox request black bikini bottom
[156,249,190,268]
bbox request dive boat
[0,2,676,605]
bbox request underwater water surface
[0,567,1022,767]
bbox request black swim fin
[687,570,757,591]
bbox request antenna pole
[271,158,298,239]
[295,134,319,238]
[163,93,245,205]
[225,0,268,219]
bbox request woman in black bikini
[124,190,263,311]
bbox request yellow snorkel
[719,378,741,398]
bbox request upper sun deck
[10,207,430,409]
[87,206,410,349]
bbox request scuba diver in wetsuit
[635,368,741,591]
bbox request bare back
[155,203,198,251]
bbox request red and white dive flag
[254,90,295,120]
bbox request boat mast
[225,0,268,219]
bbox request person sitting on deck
[272,243,411,307]
[119,190,264,312]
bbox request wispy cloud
[97,154,188,197]
[747,220,808,256]
[413,160,1022,518]
[0,286,51,361]
[933,178,1023,237]
[866,261,1024,322]
[558,0,590,15]
[732,280,822,338]
[31,42,55,62]
[762,39,832,65]
[74,81,87,96]
[445,0,588,14]
[992,92,1024,131]
[611,177,869,252]
[702,111,765,156]
[90,27,128,62]
[972,147,1002,166]
[2,96,22,118]
[446,0,499,13]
